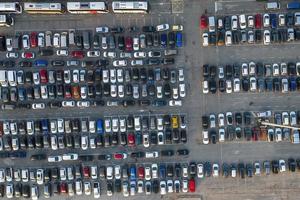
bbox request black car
[30,154,46,161]
[273,78,280,92]
[203,64,209,78]
[238,163,245,178]
[161,150,174,157]
[139,100,151,106]
[246,163,253,177]
[189,162,197,177]
[107,181,114,195]
[222,163,230,177]
[166,164,174,177]
[168,32,175,47]
[19,61,32,67]
[209,65,217,78]
[235,113,242,125]
[180,129,187,143]
[39,49,54,56]
[79,155,94,161]
[22,184,30,198]
[131,152,145,158]
[51,60,65,67]
[210,130,217,144]
[219,79,225,92]
[255,30,262,42]
[209,79,217,94]
[152,180,159,193]
[225,65,233,78]
[202,115,209,129]
[286,13,294,26]
[111,27,124,33]
[162,58,175,65]
[98,59,109,67]
[176,149,189,156]
[288,158,296,172]
[142,26,156,32]
[288,62,296,76]
[271,160,279,174]
[242,78,249,91]
[152,100,166,107]
[204,162,212,177]
[15,183,22,197]
[117,36,125,50]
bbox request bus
[24,2,64,14]
[0,2,22,14]
[67,2,108,14]
[0,15,14,27]
[112,1,149,13]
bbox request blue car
[35,59,48,67]
[130,166,136,180]
[159,164,166,179]
[270,14,277,29]
[18,88,26,101]
[290,77,297,91]
[96,119,104,134]
[41,119,49,134]
[135,132,142,145]
[176,32,183,47]
[160,33,167,48]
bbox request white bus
[0,2,22,14]
[67,2,108,14]
[24,2,64,14]
[112,1,149,13]
[0,15,13,27]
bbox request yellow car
[171,116,179,129]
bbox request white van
[60,32,67,48]
[0,70,8,87]
[68,29,75,46]
[266,2,280,10]
[7,70,16,86]
[208,16,215,32]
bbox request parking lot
[1,0,300,199]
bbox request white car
[178,68,184,82]
[62,101,75,107]
[87,51,100,57]
[197,163,204,178]
[250,77,257,92]
[179,83,186,97]
[231,15,238,30]
[156,24,169,31]
[226,79,232,93]
[114,165,121,179]
[38,32,45,47]
[146,151,159,158]
[81,86,87,99]
[119,118,126,133]
[143,133,150,147]
[81,135,89,150]
[131,60,143,66]
[202,33,209,47]
[169,100,182,106]
[93,182,101,198]
[22,34,30,49]
[242,63,248,76]
[72,70,79,83]
[263,30,270,45]
[263,14,270,27]
[172,87,179,99]
[137,180,144,193]
[248,15,254,27]
[6,52,18,58]
[202,80,209,94]
[77,101,90,108]
[134,52,146,58]
[219,128,225,142]
[282,112,289,125]
[160,181,167,195]
[110,85,117,98]
[282,78,288,93]
[117,69,123,83]
[290,111,297,126]
[212,164,219,177]
[36,169,44,185]
[56,49,68,56]
[48,156,62,162]
[218,113,225,127]
[84,182,91,195]
[225,31,232,46]
[233,78,240,92]
[254,162,261,176]
[202,130,209,144]
[279,14,285,26]
[32,103,45,110]
[273,63,280,76]
[133,37,139,51]
[288,28,295,42]
[120,52,132,58]
[62,153,78,161]
[75,180,83,195]
[113,60,127,67]
[53,33,60,48]
[103,51,116,58]
[279,159,286,172]
[239,14,247,29]
[6,37,13,51]
[96,26,109,33]
[182,179,188,193]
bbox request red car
[127,133,135,146]
[113,153,127,160]
[30,32,37,48]
[83,166,90,178]
[200,15,208,29]
[255,14,262,29]
[138,166,144,179]
[189,179,195,192]
[21,52,35,59]
[64,85,72,99]
[39,69,48,84]
[125,37,133,51]
[71,51,85,59]
[60,182,67,194]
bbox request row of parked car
[0,68,185,86]
[4,26,183,52]
[0,115,186,135]
[201,13,300,32]
[202,28,300,46]
[202,62,300,94]
[0,130,188,151]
